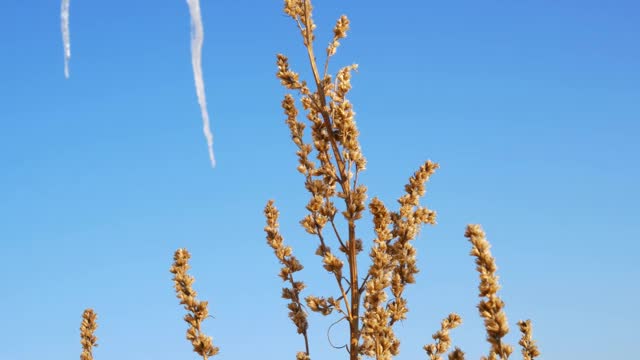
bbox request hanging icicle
[186,0,216,167]
[61,0,71,78]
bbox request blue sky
[1,0,638,359]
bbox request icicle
[61,0,71,78]
[186,0,216,167]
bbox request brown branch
[298,2,360,357]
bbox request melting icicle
[186,0,216,167]
[61,0,71,78]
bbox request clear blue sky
[1,0,638,359]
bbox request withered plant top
[80,309,98,360]
[265,1,540,360]
[170,248,219,359]
[272,1,442,359]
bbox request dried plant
[517,320,540,360]
[74,2,540,359]
[272,1,441,359]
[423,313,463,360]
[264,1,540,360]
[80,309,98,360]
[265,200,312,359]
[465,225,512,359]
[448,347,466,360]
[170,248,219,359]
[465,224,542,360]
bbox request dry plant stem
[315,223,351,318]
[318,229,353,320]
[297,2,349,182]
[296,1,360,356]
[423,313,462,360]
[304,5,360,358]
[282,93,352,322]
[329,215,347,249]
[283,259,311,355]
[293,275,311,356]
[303,158,351,320]
[448,348,466,360]
[465,225,513,360]
[80,309,98,360]
[517,320,540,360]
[264,201,311,357]
[170,248,219,360]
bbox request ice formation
[186,0,216,167]
[58,0,216,166]
[61,0,71,78]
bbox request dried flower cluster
[517,320,541,360]
[80,309,98,360]
[465,224,511,359]
[466,225,540,360]
[423,313,463,360]
[265,200,310,359]
[170,248,219,359]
